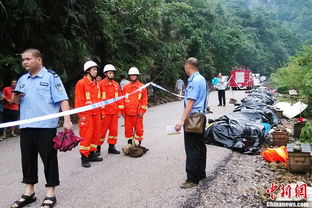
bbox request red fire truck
[229,66,254,90]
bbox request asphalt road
[0,90,247,208]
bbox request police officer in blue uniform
[175,57,208,189]
[11,49,72,208]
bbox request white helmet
[128,67,140,75]
[103,64,116,73]
[83,61,98,72]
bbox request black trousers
[0,111,3,135]
[4,108,19,122]
[218,90,226,105]
[20,128,59,187]
[184,130,207,183]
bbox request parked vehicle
[229,66,254,90]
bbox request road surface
[0,90,247,208]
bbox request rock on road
[0,90,246,208]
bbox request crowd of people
[74,61,148,168]
[5,49,149,208]
[3,49,222,207]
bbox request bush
[299,121,312,143]
[269,45,312,118]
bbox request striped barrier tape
[0,82,183,128]
[150,82,184,98]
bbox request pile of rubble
[198,88,312,207]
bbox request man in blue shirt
[175,57,207,189]
[11,49,72,208]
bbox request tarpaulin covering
[204,87,278,154]
[274,101,308,119]
[241,87,275,106]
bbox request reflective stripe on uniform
[115,92,118,98]
[138,93,142,100]
[141,105,147,109]
[108,136,117,139]
[125,137,132,140]
[125,93,129,99]
[118,105,124,109]
[135,135,143,139]
[80,146,90,150]
[86,92,90,100]
[99,138,105,142]
[90,144,97,149]
[102,92,106,99]
[98,91,101,99]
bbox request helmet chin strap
[105,72,114,80]
[129,75,138,82]
[88,72,97,81]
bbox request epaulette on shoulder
[47,69,59,77]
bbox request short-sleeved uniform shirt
[184,72,207,114]
[15,67,68,128]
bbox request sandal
[11,192,36,208]
[40,196,56,208]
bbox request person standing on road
[175,78,185,99]
[11,48,73,208]
[2,79,19,138]
[175,57,207,189]
[217,73,226,106]
[75,60,103,168]
[98,64,124,155]
[122,67,148,146]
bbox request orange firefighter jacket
[75,76,101,117]
[123,80,148,115]
[99,78,124,115]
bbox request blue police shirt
[15,67,69,128]
[184,72,208,114]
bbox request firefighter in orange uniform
[98,64,124,155]
[75,61,103,168]
[123,67,148,145]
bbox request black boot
[89,151,103,162]
[81,154,91,168]
[108,144,120,154]
[128,139,133,145]
[94,145,101,156]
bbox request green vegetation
[243,0,312,43]
[300,121,312,143]
[270,46,312,117]
[0,0,305,97]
